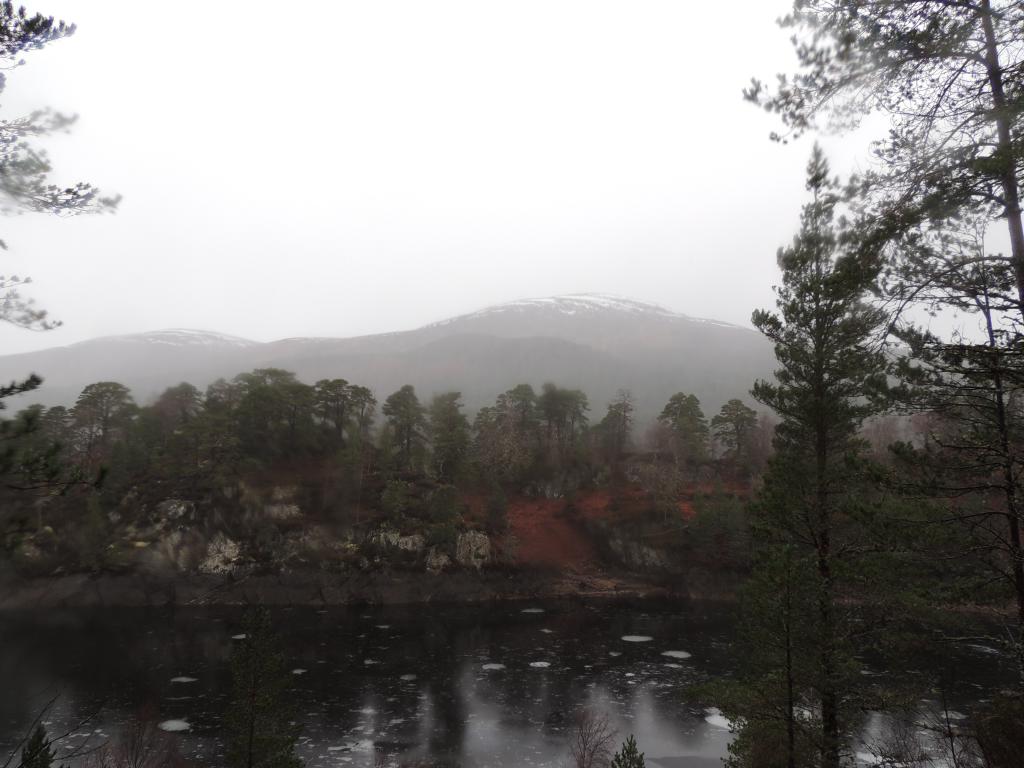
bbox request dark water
[0,599,1011,767]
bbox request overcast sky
[0,0,885,354]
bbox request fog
[0,0,885,354]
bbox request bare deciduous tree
[85,712,183,768]
[568,710,616,768]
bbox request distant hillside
[0,294,776,423]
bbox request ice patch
[482,663,506,670]
[158,720,190,732]
[661,650,691,659]
[376,625,390,629]
[363,659,379,665]
[231,634,247,640]
[609,651,622,657]
[664,663,683,669]
[400,674,417,681]
[540,628,554,634]
[521,608,545,614]
[530,661,551,668]
[292,668,307,675]
[170,676,197,683]
[621,635,652,642]
[704,708,731,730]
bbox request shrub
[611,735,645,768]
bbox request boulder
[607,536,677,573]
[369,528,401,549]
[425,547,451,574]
[455,531,491,570]
[198,533,242,575]
[155,499,195,523]
[397,534,425,553]
[148,529,206,572]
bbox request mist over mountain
[0,294,775,422]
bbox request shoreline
[0,567,734,611]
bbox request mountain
[0,294,776,423]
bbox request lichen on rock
[456,531,490,570]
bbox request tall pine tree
[226,608,303,768]
[742,147,889,768]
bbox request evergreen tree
[714,546,819,768]
[498,384,539,434]
[610,735,645,768]
[381,385,426,472]
[471,385,542,485]
[599,389,634,465]
[658,392,709,464]
[745,147,889,768]
[313,379,352,444]
[538,383,590,460]
[232,369,316,461]
[71,382,136,467]
[19,725,57,768]
[346,385,377,444]
[0,2,117,412]
[0,2,119,504]
[226,608,303,768]
[747,0,1024,314]
[427,392,470,482]
[886,220,1024,683]
[711,399,758,466]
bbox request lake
[0,599,1009,767]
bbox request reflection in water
[0,600,1006,767]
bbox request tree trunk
[980,0,1024,310]
[982,300,1024,686]
[785,554,797,768]
[818,545,840,768]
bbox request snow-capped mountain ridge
[0,293,775,419]
[425,292,744,331]
[70,329,257,349]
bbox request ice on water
[661,650,691,659]
[158,720,190,732]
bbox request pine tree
[381,385,427,472]
[886,220,1024,685]
[226,608,303,768]
[715,546,818,768]
[19,725,57,768]
[600,389,635,465]
[427,392,470,482]
[0,2,116,497]
[610,735,645,768]
[747,1,1024,317]
[657,392,709,464]
[746,146,890,768]
[711,399,758,467]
